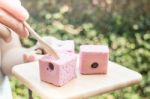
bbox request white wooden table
[12,61,142,99]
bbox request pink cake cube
[39,52,77,86]
[54,40,75,53]
[43,37,75,53]
[79,45,109,74]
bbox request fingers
[0,0,29,21]
[0,9,29,38]
[23,50,44,63]
[23,52,36,63]
[0,23,12,42]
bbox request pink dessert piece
[39,52,77,87]
[79,45,109,74]
[43,37,75,53]
[54,40,75,53]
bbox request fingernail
[20,23,29,38]
[22,28,29,38]
[25,27,29,37]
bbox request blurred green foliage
[11,0,150,99]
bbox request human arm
[0,0,30,76]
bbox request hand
[23,49,45,63]
[23,36,75,63]
[0,0,29,42]
[23,37,57,63]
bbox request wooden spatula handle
[23,22,59,59]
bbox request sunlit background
[11,0,150,99]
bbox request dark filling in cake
[91,62,99,68]
[49,63,54,70]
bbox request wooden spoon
[23,22,59,59]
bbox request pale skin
[0,1,41,98]
[0,0,41,76]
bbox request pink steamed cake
[39,52,77,86]
[43,37,75,53]
[79,45,109,74]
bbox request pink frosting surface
[43,37,75,53]
[80,45,109,53]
